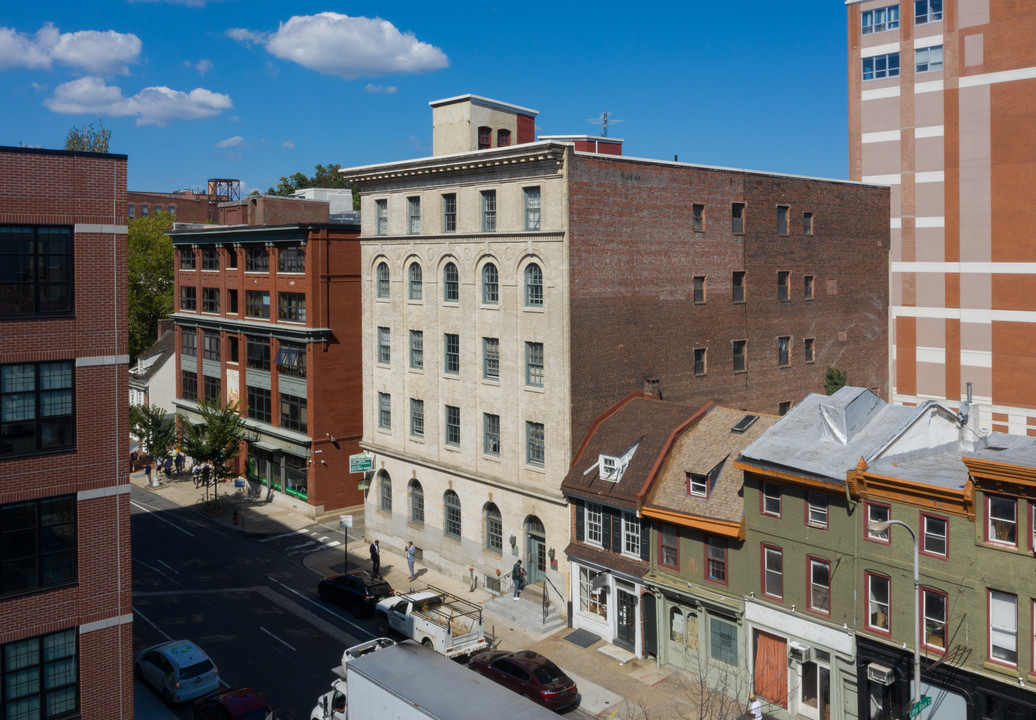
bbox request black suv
[317,571,394,617]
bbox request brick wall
[566,154,890,444]
[0,146,133,719]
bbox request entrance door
[800,660,830,720]
[526,517,546,585]
[615,588,637,651]
[642,593,657,657]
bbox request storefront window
[578,567,607,620]
[284,455,307,499]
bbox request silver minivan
[135,639,221,703]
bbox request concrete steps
[485,582,567,637]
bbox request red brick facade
[128,189,213,223]
[0,146,133,718]
[171,211,365,514]
[567,154,890,443]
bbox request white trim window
[578,567,607,620]
[988,495,1017,547]
[989,590,1017,666]
[867,573,890,632]
[922,514,948,556]
[586,503,603,546]
[915,45,943,73]
[861,4,899,34]
[807,492,828,528]
[915,0,942,25]
[862,53,900,81]
[622,513,640,557]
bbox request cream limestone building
[343,96,575,595]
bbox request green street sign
[349,453,373,473]
[909,696,932,718]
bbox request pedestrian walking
[144,463,152,485]
[164,457,173,480]
[369,540,381,577]
[406,541,416,580]
[174,452,184,476]
[512,559,526,600]
[192,463,200,487]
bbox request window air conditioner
[866,663,894,686]
[788,642,811,663]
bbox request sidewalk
[132,471,710,719]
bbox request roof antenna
[601,110,609,137]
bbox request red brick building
[0,146,133,718]
[170,195,364,515]
[128,179,241,223]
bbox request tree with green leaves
[825,366,848,395]
[267,162,359,209]
[177,399,252,499]
[64,120,111,153]
[128,211,176,361]
[130,404,177,459]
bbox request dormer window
[601,455,619,481]
[687,472,709,498]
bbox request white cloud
[0,23,140,75]
[365,83,397,94]
[184,58,213,75]
[214,135,244,148]
[282,140,295,149]
[235,13,447,80]
[44,76,233,127]
[226,27,267,46]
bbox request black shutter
[640,516,651,563]
[575,500,584,542]
[610,510,623,554]
[601,506,612,550]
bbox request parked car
[317,571,394,617]
[194,687,276,719]
[135,639,220,704]
[468,649,578,710]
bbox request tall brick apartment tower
[0,147,132,717]
[848,1,1036,434]
[342,95,890,604]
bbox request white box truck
[311,640,562,720]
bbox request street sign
[909,696,932,718]
[339,514,353,529]
[349,453,373,473]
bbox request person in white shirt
[746,693,762,720]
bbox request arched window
[482,263,499,304]
[444,490,461,538]
[478,126,491,149]
[379,471,392,513]
[443,262,459,303]
[409,479,424,524]
[376,262,390,298]
[524,263,543,307]
[485,503,502,552]
[408,263,423,301]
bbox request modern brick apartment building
[342,95,890,593]
[847,0,1036,434]
[0,146,133,718]
[170,194,364,515]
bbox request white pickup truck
[373,585,489,659]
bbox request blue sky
[0,1,852,194]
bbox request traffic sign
[349,453,373,473]
[909,696,932,718]
[339,514,353,529]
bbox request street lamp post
[869,518,921,710]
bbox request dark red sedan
[468,650,578,710]
[194,687,276,720]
